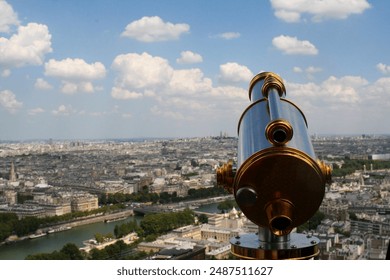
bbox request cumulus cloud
[52,104,75,116]
[293,66,322,79]
[270,0,371,22]
[287,75,369,110]
[0,23,52,68]
[284,75,390,133]
[377,63,390,75]
[176,51,203,64]
[60,81,95,94]
[272,35,318,55]
[121,16,190,42]
[44,58,106,94]
[34,78,53,90]
[0,90,23,113]
[293,67,303,73]
[169,68,212,95]
[111,52,173,97]
[219,62,254,84]
[45,58,106,80]
[0,1,20,32]
[110,51,248,125]
[111,87,143,100]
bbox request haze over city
[1,0,389,140]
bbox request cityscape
[1,134,390,260]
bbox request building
[71,195,98,212]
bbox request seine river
[0,203,220,260]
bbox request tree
[89,248,109,260]
[94,233,105,244]
[60,243,84,260]
[14,216,40,236]
[197,214,208,224]
[217,200,237,213]
[25,243,83,260]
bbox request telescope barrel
[217,72,331,259]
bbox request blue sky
[1,0,389,140]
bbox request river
[0,202,221,260]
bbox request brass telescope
[217,72,331,260]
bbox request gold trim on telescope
[248,72,286,101]
[216,160,234,194]
[233,146,328,234]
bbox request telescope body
[217,72,331,259]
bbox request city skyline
[1,0,390,141]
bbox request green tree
[94,233,105,244]
[297,211,325,232]
[14,216,40,236]
[217,200,237,212]
[89,248,109,260]
[60,243,84,260]
[197,214,208,224]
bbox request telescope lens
[271,216,292,231]
[272,129,287,144]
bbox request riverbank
[0,200,225,259]
[0,209,134,247]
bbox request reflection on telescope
[217,72,332,259]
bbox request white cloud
[287,75,369,108]
[45,58,106,80]
[110,52,248,126]
[270,0,371,22]
[60,81,95,94]
[34,78,53,90]
[365,77,390,103]
[376,63,390,75]
[284,75,390,134]
[0,1,20,32]
[0,23,52,68]
[218,32,241,40]
[219,62,253,84]
[176,51,203,64]
[272,35,318,55]
[121,16,190,42]
[293,67,303,73]
[44,58,106,94]
[293,66,322,78]
[28,107,45,115]
[111,87,143,100]
[111,52,173,96]
[306,66,322,74]
[0,90,22,113]
[52,104,75,116]
[169,68,212,95]
[274,9,301,23]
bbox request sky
[1,0,389,140]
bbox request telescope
[217,72,331,260]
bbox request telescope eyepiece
[271,216,292,233]
[272,129,288,144]
[266,199,295,236]
[265,119,293,146]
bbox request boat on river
[47,226,72,234]
[104,216,126,223]
[29,232,47,239]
